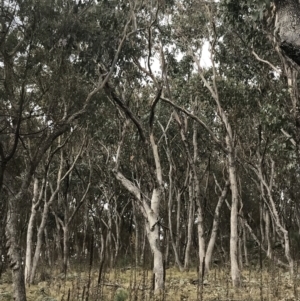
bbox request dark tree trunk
[6,196,27,301]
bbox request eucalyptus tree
[0,0,136,299]
[25,128,91,284]
[220,0,300,273]
[155,0,245,286]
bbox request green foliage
[3,0,300,298]
[114,288,129,301]
[0,292,13,300]
[222,0,271,23]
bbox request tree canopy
[2,0,300,300]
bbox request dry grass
[0,263,300,301]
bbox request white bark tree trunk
[30,197,54,284]
[254,159,294,274]
[145,188,164,291]
[25,177,41,284]
[163,132,184,270]
[114,133,165,292]
[176,191,182,258]
[205,180,229,271]
[184,173,195,270]
[242,223,249,267]
[226,135,241,287]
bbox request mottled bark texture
[275,0,300,65]
[6,196,27,301]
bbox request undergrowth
[0,262,299,301]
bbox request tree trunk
[226,135,241,287]
[25,177,40,284]
[205,180,229,271]
[113,171,165,292]
[145,188,164,292]
[54,216,63,263]
[176,191,182,260]
[63,225,69,275]
[6,196,27,301]
[168,189,184,270]
[44,228,51,266]
[242,223,249,267]
[238,224,243,270]
[140,228,146,266]
[82,198,89,258]
[165,136,184,270]
[184,173,195,270]
[114,223,120,266]
[30,201,51,284]
[255,159,294,274]
[264,208,272,258]
[132,202,140,266]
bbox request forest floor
[0,264,299,301]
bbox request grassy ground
[0,264,299,301]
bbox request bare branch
[252,50,282,74]
[161,96,227,153]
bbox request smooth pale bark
[148,132,165,291]
[30,200,52,283]
[226,135,241,288]
[173,113,203,271]
[188,25,242,285]
[25,174,48,280]
[191,124,206,273]
[205,180,229,271]
[184,173,195,270]
[168,189,184,270]
[194,170,205,275]
[113,88,164,292]
[101,215,116,268]
[255,160,294,274]
[29,151,64,284]
[146,187,164,292]
[175,191,182,257]
[25,178,40,284]
[197,205,206,274]
[113,200,128,265]
[244,219,288,268]
[62,225,69,275]
[56,183,91,275]
[164,133,184,270]
[161,94,241,286]
[114,174,165,292]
